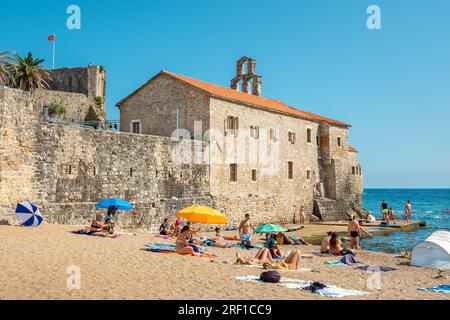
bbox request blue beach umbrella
[95,198,134,211]
[15,201,43,227]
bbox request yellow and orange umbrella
[176,206,229,225]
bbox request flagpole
[52,33,56,69]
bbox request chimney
[230,57,262,97]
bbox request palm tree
[0,51,15,86]
[12,52,49,92]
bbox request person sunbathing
[268,242,285,259]
[235,248,274,265]
[159,218,171,235]
[263,250,302,270]
[320,232,333,254]
[235,248,302,270]
[176,226,199,255]
[90,215,105,232]
[171,219,182,236]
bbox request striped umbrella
[15,201,43,227]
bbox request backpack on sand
[260,271,281,283]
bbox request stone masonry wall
[0,87,211,230]
[32,89,99,122]
[208,97,321,226]
[119,73,210,138]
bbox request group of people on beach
[88,206,119,238]
[381,200,413,225]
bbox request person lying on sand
[275,232,311,246]
[263,250,302,271]
[235,248,302,270]
[176,226,200,255]
[235,248,275,266]
[320,232,333,254]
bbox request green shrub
[48,101,66,118]
[94,96,103,108]
[84,106,99,121]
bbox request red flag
[48,34,55,41]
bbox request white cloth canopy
[411,230,450,269]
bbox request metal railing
[43,107,120,132]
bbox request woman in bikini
[175,226,199,255]
[235,248,302,271]
[263,250,302,271]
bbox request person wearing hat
[171,219,183,236]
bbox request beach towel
[243,265,313,272]
[354,266,398,272]
[155,234,175,240]
[234,275,369,298]
[235,244,262,250]
[417,284,450,294]
[144,243,216,258]
[324,255,360,267]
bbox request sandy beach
[0,223,448,300]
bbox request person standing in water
[405,200,412,221]
[381,200,389,221]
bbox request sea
[362,189,450,254]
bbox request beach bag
[260,271,281,283]
[341,254,358,265]
[305,282,327,293]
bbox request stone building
[0,57,363,229]
[117,57,364,224]
[33,65,106,122]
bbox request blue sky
[1,0,450,188]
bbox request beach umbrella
[95,198,134,211]
[254,224,287,234]
[15,201,43,227]
[176,206,229,225]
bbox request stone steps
[313,198,357,222]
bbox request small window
[230,164,238,182]
[288,131,296,144]
[307,170,311,180]
[352,167,356,175]
[225,116,239,135]
[250,126,260,139]
[130,168,134,177]
[316,136,320,146]
[337,137,342,147]
[307,129,312,143]
[269,128,278,141]
[93,166,96,176]
[67,165,72,175]
[251,169,257,182]
[288,162,294,180]
[131,120,141,134]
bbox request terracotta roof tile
[349,145,358,153]
[117,71,351,128]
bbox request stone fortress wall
[0,86,212,230]
[32,66,106,122]
[0,58,364,229]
